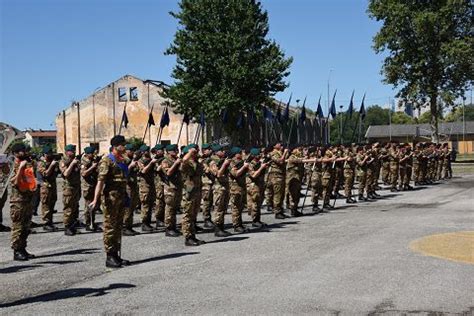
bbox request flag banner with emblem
[263,107,273,121]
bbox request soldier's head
[64,144,76,158]
[212,144,225,158]
[125,143,135,158]
[153,144,165,157]
[42,145,53,160]
[166,144,178,158]
[138,145,150,158]
[249,147,261,160]
[187,143,199,159]
[110,135,126,155]
[202,143,212,157]
[11,143,27,159]
[273,142,283,151]
[84,146,95,158]
[230,147,242,160]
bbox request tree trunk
[430,93,439,143]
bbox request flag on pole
[263,107,273,121]
[316,96,324,118]
[160,107,170,128]
[183,112,190,124]
[283,93,291,122]
[247,109,255,125]
[359,93,366,120]
[299,104,306,123]
[347,90,355,118]
[236,112,245,129]
[404,102,414,117]
[199,111,205,126]
[329,90,337,119]
[148,111,155,126]
[121,108,129,128]
[221,108,229,124]
[276,106,282,123]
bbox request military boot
[233,226,249,234]
[165,229,180,237]
[291,209,303,217]
[214,226,231,237]
[185,237,200,246]
[106,253,122,268]
[203,219,214,229]
[22,249,36,259]
[43,223,57,232]
[64,226,77,236]
[14,250,28,261]
[116,252,131,266]
[141,223,154,232]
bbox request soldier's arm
[251,162,268,178]
[166,158,181,177]
[235,162,249,177]
[81,162,98,177]
[141,159,157,174]
[44,160,58,177]
[62,159,78,178]
[11,161,27,187]
[218,159,231,177]
[90,160,109,209]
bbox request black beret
[111,135,126,146]
[11,143,26,153]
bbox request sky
[0,0,396,130]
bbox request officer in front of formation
[89,135,130,268]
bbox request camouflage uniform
[343,149,355,200]
[201,156,214,223]
[356,152,368,198]
[321,150,335,206]
[137,156,156,226]
[229,158,248,228]
[286,150,304,214]
[180,158,202,238]
[81,155,98,226]
[388,149,400,190]
[154,156,166,224]
[265,149,286,216]
[404,150,413,188]
[332,149,344,195]
[59,156,81,229]
[9,159,35,251]
[124,157,139,230]
[161,155,182,231]
[246,159,265,223]
[412,148,421,184]
[210,155,230,229]
[310,155,322,208]
[37,157,58,225]
[98,155,127,254]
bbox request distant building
[24,129,56,148]
[365,121,474,153]
[55,74,327,153]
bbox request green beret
[64,144,76,152]
[153,144,165,151]
[139,145,150,152]
[230,146,242,155]
[211,144,223,152]
[202,143,211,150]
[125,143,135,151]
[250,148,260,156]
[166,144,178,152]
[182,145,189,154]
[11,143,27,153]
[111,135,126,146]
[42,146,53,155]
[84,146,95,154]
[188,143,198,150]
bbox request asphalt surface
[0,175,473,315]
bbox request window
[161,140,171,146]
[118,87,127,102]
[130,87,139,101]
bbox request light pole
[462,95,466,154]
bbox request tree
[368,0,473,142]
[391,111,415,125]
[444,104,474,122]
[165,0,292,135]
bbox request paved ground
[0,175,473,315]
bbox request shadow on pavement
[205,236,249,244]
[0,283,136,308]
[0,260,84,274]
[131,251,199,265]
[35,248,100,259]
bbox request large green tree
[368,0,473,142]
[165,0,292,131]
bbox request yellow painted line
[409,231,474,265]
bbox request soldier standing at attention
[81,146,101,232]
[200,143,215,228]
[356,146,370,201]
[89,135,130,268]
[343,146,356,204]
[152,144,166,229]
[412,143,422,186]
[389,143,401,192]
[228,147,250,233]
[123,144,140,236]
[59,144,81,236]
[137,145,157,232]
[266,142,289,219]
[380,143,391,185]
[309,147,323,213]
[246,148,268,228]
[38,146,59,231]
[161,144,182,237]
[321,147,336,209]
[9,143,37,261]
[180,144,206,246]
[208,145,232,237]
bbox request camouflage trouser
[358,172,367,196]
[436,161,443,180]
[412,163,420,182]
[82,185,96,226]
[40,184,57,224]
[286,177,301,212]
[181,190,200,238]
[443,161,450,179]
[344,169,354,199]
[139,185,156,225]
[420,162,427,182]
[201,183,213,221]
[399,167,407,188]
[321,173,333,205]
[404,167,412,186]
[102,190,125,254]
[0,190,7,223]
[390,163,399,189]
[332,168,343,193]
[154,181,165,222]
[213,184,230,228]
[310,172,322,205]
[63,188,80,228]
[10,197,33,250]
[381,162,390,184]
[247,183,263,222]
[366,168,375,194]
[164,188,180,230]
[229,189,244,228]
[374,163,381,186]
[31,187,40,213]
[124,183,139,229]
[266,173,285,214]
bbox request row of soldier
[3,137,454,267]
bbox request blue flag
[221,108,229,124]
[263,107,273,121]
[405,102,414,117]
[283,93,291,122]
[276,105,282,123]
[147,112,155,126]
[316,96,324,118]
[329,90,337,119]
[160,107,170,128]
[347,90,354,118]
[359,93,366,120]
[299,96,307,123]
[236,112,245,128]
[247,109,255,125]
[199,111,205,126]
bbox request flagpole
[388,97,392,141]
[155,107,167,145]
[143,103,155,144]
[176,120,185,144]
[118,102,126,135]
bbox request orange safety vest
[18,166,37,192]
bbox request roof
[365,121,474,138]
[25,130,57,138]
